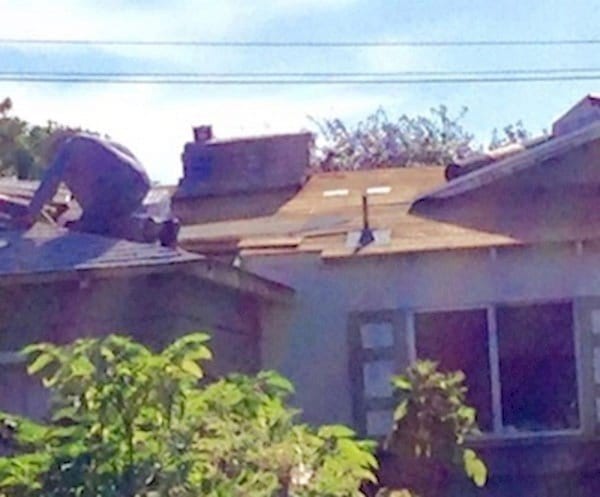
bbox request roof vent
[346,229,391,249]
[553,94,600,136]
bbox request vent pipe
[359,194,375,247]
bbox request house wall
[251,244,600,423]
[248,243,600,495]
[0,272,261,418]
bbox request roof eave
[411,121,600,206]
[0,257,294,304]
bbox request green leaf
[393,399,408,421]
[391,375,412,391]
[181,359,203,379]
[463,449,487,487]
[318,424,355,439]
[26,352,55,376]
[259,371,294,395]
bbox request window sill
[467,429,591,449]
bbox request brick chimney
[176,129,312,198]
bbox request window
[415,309,493,431]
[350,302,581,438]
[496,303,578,432]
[413,302,579,435]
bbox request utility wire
[0,75,599,85]
[1,38,600,47]
[1,67,599,78]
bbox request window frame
[347,310,407,437]
[406,299,585,439]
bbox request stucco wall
[248,242,600,427]
[0,272,261,418]
[250,243,600,493]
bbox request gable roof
[413,121,600,204]
[0,224,293,302]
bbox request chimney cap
[193,125,213,143]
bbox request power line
[1,67,599,78]
[1,38,600,48]
[0,75,599,85]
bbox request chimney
[552,95,600,136]
[176,131,312,198]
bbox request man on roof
[16,132,178,246]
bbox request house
[174,96,600,495]
[0,182,292,419]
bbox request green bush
[0,334,376,497]
[379,361,487,497]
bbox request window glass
[497,303,579,432]
[360,322,394,349]
[415,309,493,431]
[362,360,394,398]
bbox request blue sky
[0,0,598,183]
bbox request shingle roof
[0,224,201,279]
[0,224,293,302]
[414,121,600,203]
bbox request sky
[0,0,599,184]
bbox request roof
[414,121,600,203]
[0,224,293,302]
[178,135,600,260]
[177,167,504,258]
[0,178,71,223]
[0,178,177,226]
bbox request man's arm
[27,143,70,221]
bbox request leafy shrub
[0,334,376,497]
[378,361,487,497]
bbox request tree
[375,361,487,497]
[0,334,376,497]
[309,106,532,172]
[0,97,78,180]
[489,120,532,150]
[309,106,473,172]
